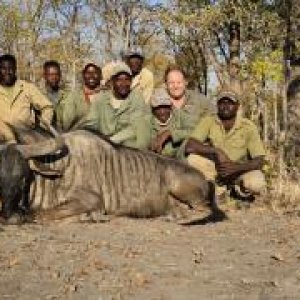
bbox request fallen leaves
[133,272,149,287]
[192,248,205,264]
[8,256,19,268]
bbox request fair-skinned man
[165,68,187,108]
[185,90,266,199]
[153,65,215,155]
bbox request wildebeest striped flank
[0,130,226,224]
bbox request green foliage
[250,50,283,83]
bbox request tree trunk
[228,21,242,94]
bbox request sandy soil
[0,208,300,300]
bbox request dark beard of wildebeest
[0,129,226,225]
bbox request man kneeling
[184,90,266,201]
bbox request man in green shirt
[62,63,102,131]
[153,65,215,153]
[150,88,177,157]
[42,60,70,131]
[84,62,151,150]
[185,90,266,199]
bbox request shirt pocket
[227,134,247,156]
[12,94,34,125]
[208,128,224,147]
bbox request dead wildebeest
[0,129,226,225]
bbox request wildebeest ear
[29,160,63,177]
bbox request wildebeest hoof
[80,211,111,223]
[3,213,24,225]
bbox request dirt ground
[0,207,300,300]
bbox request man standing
[84,62,151,150]
[43,60,69,130]
[0,54,53,141]
[124,48,154,104]
[185,90,266,200]
[62,62,102,130]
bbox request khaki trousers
[187,154,266,195]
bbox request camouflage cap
[151,88,171,108]
[217,90,240,103]
[123,47,144,59]
[110,62,132,79]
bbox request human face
[44,66,61,91]
[217,98,239,120]
[127,56,143,76]
[112,72,132,99]
[152,105,172,123]
[0,60,17,87]
[165,70,187,100]
[83,65,101,90]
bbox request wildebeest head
[0,144,30,219]
[0,136,65,220]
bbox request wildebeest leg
[168,171,211,210]
[179,183,227,225]
[18,181,31,215]
[199,181,227,223]
[167,168,227,223]
[36,190,103,222]
[160,195,189,222]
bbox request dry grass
[265,171,300,212]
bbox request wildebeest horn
[15,136,65,159]
[0,141,18,152]
[38,119,60,138]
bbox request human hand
[185,138,200,155]
[215,148,231,164]
[216,161,241,179]
[151,130,171,153]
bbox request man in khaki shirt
[185,90,266,200]
[124,48,154,104]
[0,54,53,141]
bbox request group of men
[0,49,266,201]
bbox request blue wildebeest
[0,129,226,224]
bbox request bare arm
[185,137,229,162]
[217,156,264,180]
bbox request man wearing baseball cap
[84,61,152,149]
[123,47,154,104]
[184,89,266,200]
[150,88,177,157]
